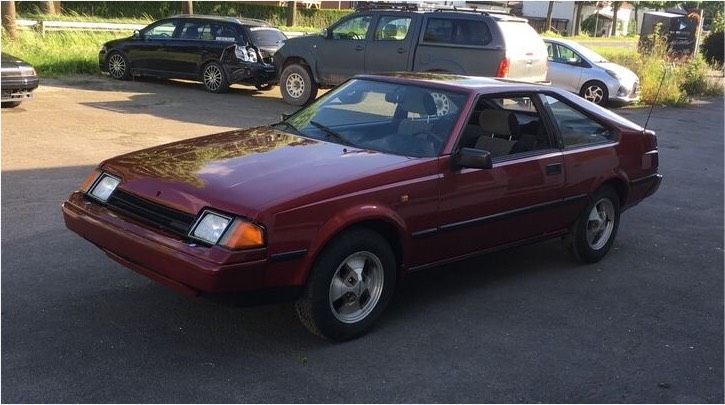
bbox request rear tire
[295,228,396,341]
[280,63,318,106]
[566,186,621,263]
[201,62,229,93]
[1,101,22,108]
[106,51,131,80]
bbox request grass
[1,30,128,76]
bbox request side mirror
[453,148,492,170]
[320,28,330,39]
[133,30,141,39]
[280,113,291,121]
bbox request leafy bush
[702,31,724,66]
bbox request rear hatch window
[249,27,287,47]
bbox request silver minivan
[544,38,640,106]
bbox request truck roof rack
[355,2,419,11]
[354,2,514,17]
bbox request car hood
[102,127,415,218]
[1,53,33,75]
[597,62,639,83]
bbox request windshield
[275,79,468,158]
[569,42,608,63]
[249,27,287,46]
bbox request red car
[62,73,661,340]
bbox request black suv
[100,15,285,92]
[275,4,547,105]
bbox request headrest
[398,88,437,116]
[479,110,519,136]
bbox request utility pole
[545,1,555,31]
[2,0,17,39]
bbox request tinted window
[553,44,581,63]
[332,16,372,40]
[279,79,467,157]
[541,95,614,147]
[145,21,178,39]
[374,16,412,41]
[249,27,287,46]
[423,18,492,46]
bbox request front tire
[106,51,131,80]
[580,81,609,106]
[567,186,621,263]
[295,228,396,341]
[280,63,318,106]
[201,62,229,93]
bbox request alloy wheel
[584,84,605,104]
[328,251,385,324]
[108,54,127,79]
[203,64,223,92]
[586,198,615,250]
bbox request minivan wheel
[580,81,608,106]
[295,228,396,341]
[201,62,229,93]
[106,51,130,80]
[280,63,318,106]
[566,186,621,263]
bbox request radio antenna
[643,67,668,131]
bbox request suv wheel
[202,62,229,93]
[280,63,318,106]
[295,228,396,341]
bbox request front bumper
[1,76,39,102]
[609,80,640,104]
[62,191,272,296]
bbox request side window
[178,22,202,40]
[460,95,552,159]
[423,18,491,46]
[331,15,372,40]
[145,21,178,39]
[554,44,581,64]
[374,16,412,41]
[546,43,555,60]
[541,95,614,147]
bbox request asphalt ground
[1,76,723,403]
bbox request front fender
[296,204,411,284]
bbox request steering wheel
[411,130,442,155]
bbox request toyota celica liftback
[63,73,662,340]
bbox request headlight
[605,69,621,80]
[19,66,36,76]
[189,210,265,249]
[190,210,232,244]
[88,173,121,202]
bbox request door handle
[355,45,364,51]
[397,48,407,54]
[545,163,562,175]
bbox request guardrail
[16,18,312,37]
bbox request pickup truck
[274,7,548,105]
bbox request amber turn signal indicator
[220,219,265,249]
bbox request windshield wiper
[310,121,352,146]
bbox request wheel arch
[281,56,319,83]
[598,176,629,207]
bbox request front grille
[105,189,197,237]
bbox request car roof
[170,14,271,27]
[353,7,528,22]
[355,72,551,93]
[543,37,579,47]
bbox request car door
[432,93,569,259]
[538,93,620,222]
[166,20,231,77]
[316,14,373,85]
[128,19,180,73]
[364,14,416,73]
[547,43,584,93]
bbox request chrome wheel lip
[108,54,126,79]
[328,251,384,324]
[285,72,305,99]
[584,85,605,104]
[586,198,615,250]
[203,64,223,91]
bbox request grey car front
[544,38,639,106]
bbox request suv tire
[201,61,229,93]
[281,63,318,106]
